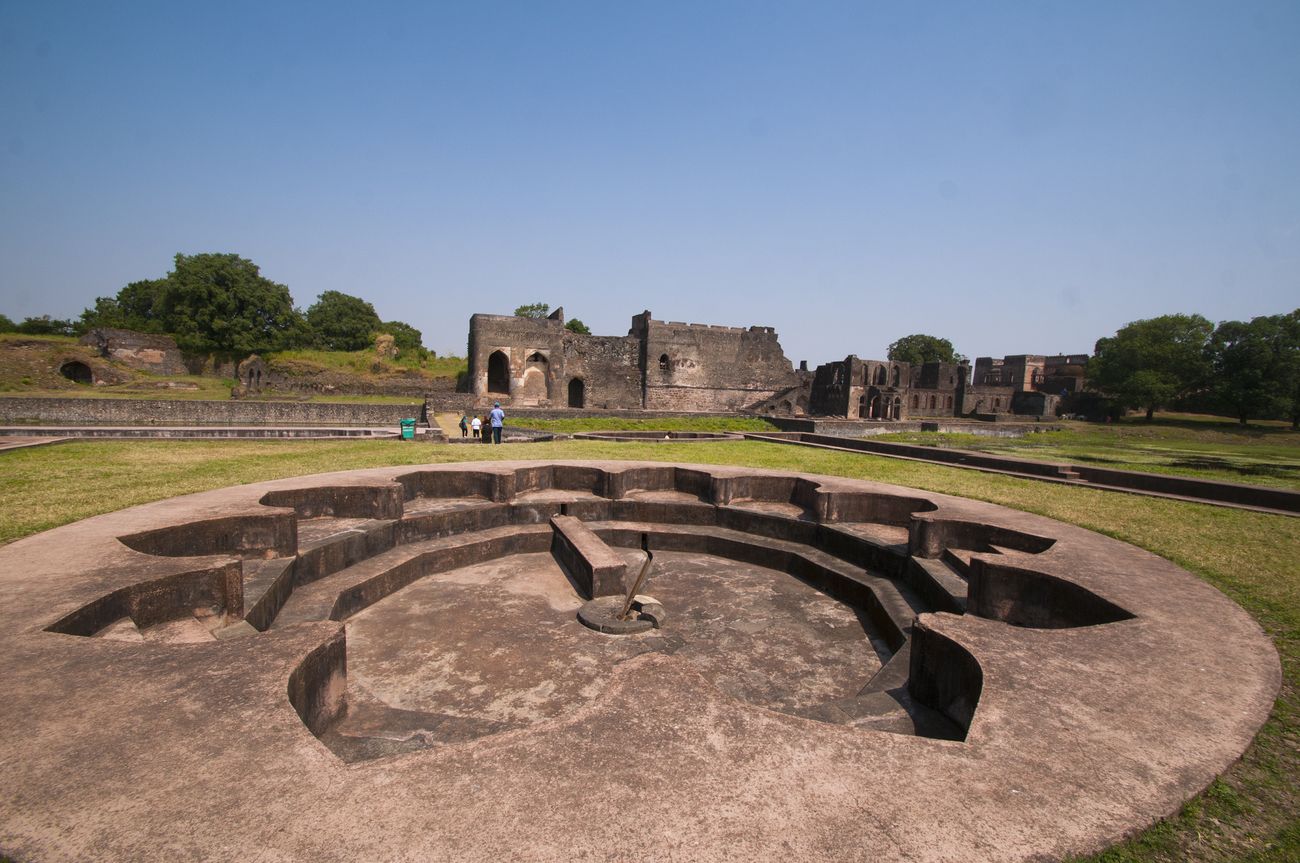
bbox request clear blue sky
[2,1,1297,364]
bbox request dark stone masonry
[466,307,1072,419]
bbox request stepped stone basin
[0,460,1279,862]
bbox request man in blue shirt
[489,402,505,444]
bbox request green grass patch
[0,437,1296,862]
[0,375,239,400]
[266,348,466,379]
[876,416,1300,490]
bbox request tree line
[0,253,427,358]
[1090,311,1300,427]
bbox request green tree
[1089,314,1213,421]
[306,291,382,351]
[887,334,960,365]
[565,318,591,335]
[379,320,424,354]
[0,313,16,332]
[514,303,550,319]
[159,253,306,354]
[1283,310,1300,430]
[80,279,169,332]
[1207,310,1300,426]
[16,315,77,336]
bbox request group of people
[459,402,505,444]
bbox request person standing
[459,414,469,438]
[489,401,505,444]
[470,415,481,439]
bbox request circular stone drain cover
[577,594,666,634]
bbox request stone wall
[0,398,423,426]
[79,328,186,375]
[561,333,642,409]
[638,314,800,412]
[466,309,800,413]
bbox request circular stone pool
[0,460,1279,862]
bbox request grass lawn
[0,376,239,400]
[266,347,466,379]
[0,437,1296,862]
[877,414,1300,491]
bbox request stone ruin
[0,460,1278,862]
[465,309,1076,420]
[78,327,187,376]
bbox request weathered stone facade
[807,355,1062,420]
[809,356,912,420]
[467,309,802,412]
[79,328,186,375]
[466,310,1071,419]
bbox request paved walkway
[433,412,468,439]
[0,436,71,453]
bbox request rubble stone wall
[0,397,421,426]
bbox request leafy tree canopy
[565,318,591,335]
[0,313,18,332]
[81,255,305,354]
[887,334,961,365]
[380,320,424,354]
[160,254,306,354]
[306,291,382,352]
[1089,313,1213,421]
[1207,310,1300,426]
[79,279,170,333]
[514,303,550,319]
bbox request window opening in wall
[892,367,900,387]
[929,395,936,409]
[875,366,887,385]
[911,395,919,409]
[659,354,670,373]
[994,398,1001,408]
[946,395,953,409]
[487,350,510,394]
[892,397,901,419]
[567,378,585,408]
[527,351,548,366]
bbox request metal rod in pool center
[617,533,654,621]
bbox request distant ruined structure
[465,308,1075,419]
[467,308,803,412]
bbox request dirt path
[434,412,467,439]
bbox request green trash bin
[399,418,416,441]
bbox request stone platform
[0,461,1279,862]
